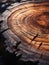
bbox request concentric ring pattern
[8,2,49,51]
[2,2,49,65]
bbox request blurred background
[0,0,49,3]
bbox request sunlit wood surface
[8,2,49,51]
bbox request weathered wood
[1,2,49,65]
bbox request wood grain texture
[1,2,49,65]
